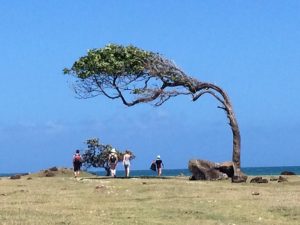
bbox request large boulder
[188,159,247,182]
[218,161,247,183]
[215,161,234,178]
[188,159,229,181]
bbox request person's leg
[158,168,162,176]
[74,163,81,177]
[125,165,130,177]
[110,168,114,177]
[111,164,116,177]
[124,166,127,177]
[109,164,114,177]
[73,164,76,177]
[74,165,78,177]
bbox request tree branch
[192,90,225,106]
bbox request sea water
[89,166,300,177]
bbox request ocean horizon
[1,166,299,177]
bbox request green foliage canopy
[64,44,200,106]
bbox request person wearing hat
[155,155,164,176]
[108,148,118,177]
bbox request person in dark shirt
[73,149,82,178]
[155,155,164,176]
[108,148,118,177]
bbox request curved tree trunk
[194,82,247,182]
[218,89,246,182]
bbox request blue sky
[1,1,300,173]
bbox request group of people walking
[107,148,132,178]
[72,149,164,178]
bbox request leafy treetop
[64,44,201,106]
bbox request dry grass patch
[0,175,299,225]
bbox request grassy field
[0,171,300,225]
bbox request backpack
[110,154,117,163]
[74,154,81,162]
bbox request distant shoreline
[1,166,299,177]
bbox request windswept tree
[64,44,246,182]
[81,138,135,176]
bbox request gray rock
[188,159,229,181]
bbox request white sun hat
[157,155,161,159]
[111,148,116,153]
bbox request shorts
[124,160,130,168]
[73,161,81,172]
